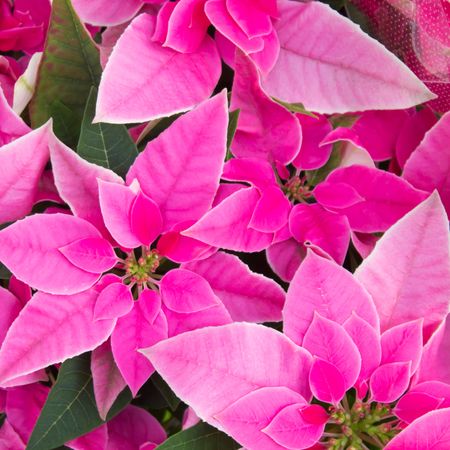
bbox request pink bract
[144,194,450,449]
[1,0,449,447]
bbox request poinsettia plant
[0,0,448,449]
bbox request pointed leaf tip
[355,192,450,340]
[127,92,228,230]
[96,13,221,123]
[143,323,312,423]
[262,1,435,113]
[59,237,117,274]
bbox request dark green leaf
[345,3,373,36]
[226,109,240,155]
[137,113,184,150]
[319,0,347,11]
[29,0,102,147]
[305,145,342,186]
[77,87,139,177]
[48,100,80,148]
[152,373,181,412]
[0,263,11,280]
[156,423,240,450]
[329,114,358,129]
[27,353,131,450]
[133,377,175,411]
[0,223,13,279]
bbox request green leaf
[271,98,317,118]
[329,113,358,129]
[29,0,102,147]
[77,87,139,177]
[156,423,240,450]
[48,100,80,147]
[152,372,181,412]
[27,353,131,450]
[319,0,347,11]
[226,109,240,155]
[0,263,11,280]
[345,2,373,36]
[137,113,184,150]
[305,145,342,186]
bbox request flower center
[284,176,311,202]
[125,249,160,285]
[324,398,399,449]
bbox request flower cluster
[0,0,449,449]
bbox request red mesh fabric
[348,0,450,113]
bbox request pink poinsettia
[0,93,285,406]
[272,158,429,278]
[95,9,221,123]
[186,148,429,281]
[205,58,433,278]
[95,0,433,123]
[229,51,301,166]
[314,106,439,172]
[0,0,51,53]
[313,165,428,233]
[0,93,229,397]
[144,193,450,449]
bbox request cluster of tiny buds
[139,249,160,272]
[284,176,312,202]
[324,399,397,449]
[125,249,161,284]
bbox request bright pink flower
[190,150,435,283]
[0,93,290,401]
[192,157,432,279]
[96,0,433,124]
[95,11,221,123]
[0,0,51,53]
[144,193,450,449]
[266,236,306,282]
[314,165,428,232]
[326,110,409,162]
[229,52,301,165]
[292,114,333,171]
[288,204,351,265]
[395,106,438,169]
[183,251,285,323]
